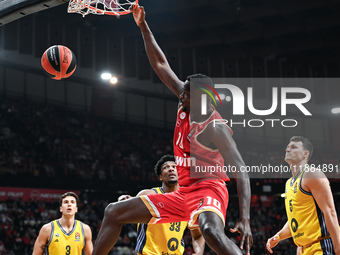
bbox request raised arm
[32,223,51,255]
[131,5,184,97]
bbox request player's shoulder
[303,167,327,179]
[136,189,157,196]
[205,118,233,138]
[39,221,53,236]
[81,222,92,232]
[302,167,329,189]
[42,221,53,229]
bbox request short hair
[186,73,214,88]
[59,192,79,207]
[290,136,314,161]
[154,155,175,177]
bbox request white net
[68,0,138,17]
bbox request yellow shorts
[301,238,334,255]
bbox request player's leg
[92,197,151,255]
[199,211,242,255]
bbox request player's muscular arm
[32,223,51,255]
[190,228,205,255]
[303,171,340,255]
[206,124,250,218]
[83,224,94,255]
[131,5,183,97]
[206,124,253,253]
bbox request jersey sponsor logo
[156,202,165,208]
[293,232,304,239]
[75,232,80,239]
[74,232,81,241]
[54,239,59,242]
[175,156,196,167]
[291,218,298,233]
[167,237,179,251]
[180,112,186,119]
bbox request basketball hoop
[68,0,138,17]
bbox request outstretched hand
[266,235,280,253]
[130,4,145,27]
[229,219,253,255]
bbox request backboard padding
[0,0,68,26]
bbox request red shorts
[140,180,229,229]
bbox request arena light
[331,107,340,114]
[101,72,112,80]
[110,76,118,85]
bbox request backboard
[0,0,68,26]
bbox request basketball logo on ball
[41,45,77,80]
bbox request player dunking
[266,136,340,254]
[92,5,252,255]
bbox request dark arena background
[0,0,340,254]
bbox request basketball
[41,45,77,80]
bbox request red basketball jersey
[174,107,232,186]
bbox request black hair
[154,155,175,177]
[59,192,79,207]
[186,73,214,88]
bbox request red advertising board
[0,187,79,201]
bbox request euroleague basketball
[41,45,77,80]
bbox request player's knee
[104,202,117,216]
[200,223,221,241]
[104,202,123,222]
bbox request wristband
[274,234,280,241]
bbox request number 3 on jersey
[169,222,181,232]
[66,245,71,255]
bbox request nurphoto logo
[196,78,312,128]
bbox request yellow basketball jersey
[45,219,85,255]
[136,187,188,255]
[285,168,333,252]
